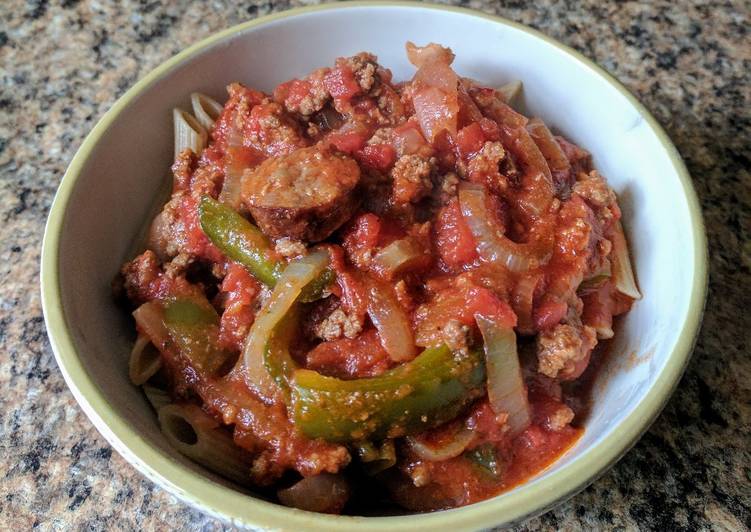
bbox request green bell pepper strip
[464,443,503,479]
[198,196,333,301]
[290,345,486,442]
[161,296,234,377]
[262,305,301,398]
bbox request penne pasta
[498,80,522,106]
[173,108,208,158]
[158,403,253,487]
[128,333,161,385]
[190,92,224,130]
[611,219,642,300]
[142,384,171,413]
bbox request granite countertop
[1,0,749,529]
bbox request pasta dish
[116,43,640,513]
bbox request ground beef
[171,149,197,191]
[121,250,162,305]
[315,307,364,341]
[344,52,379,93]
[536,322,597,380]
[246,101,309,157]
[442,319,470,354]
[274,237,307,259]
[391,154,433,204]
[466,141,508,193]
[545,403,575,431]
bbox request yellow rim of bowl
[40,2,708,530]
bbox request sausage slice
[242,145,361,242]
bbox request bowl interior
[44,4,703,530]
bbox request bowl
[40,2,707,529]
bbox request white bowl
[41,3,707,530]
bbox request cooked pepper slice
[198,196,333,301]
[162,296,234,376]
[291,345,486,442]
[263,304,301,397]
[199,196,283,286]
[464,443,503,479]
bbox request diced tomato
[273,78,312,107]
[305,328,394,379]
[357,144,397,171]
[225,145,265,171]
[581,280,617,331]
[518,425,549,449]
[465,400,508,443]
[434,198,478,269]
[179,196,224,263]
[479,117,501,141]
[327,245,368,322]
[218,263,260,352]
[456,122,486,158]
[342,213,382,256]
[327,131,369,154]
[212,83,265,150]
[324,66,361,102]
[415,283,517,346]
[465,286,517,328]
[533,296,568,331]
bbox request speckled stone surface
[1,0,749,529]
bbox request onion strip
[458,182,543,273]
[365,277,417,362]
[372,237,425,279]
[475,314,531,436]
[407,428,475,461]
[240,250,329,401]
[218,158,244,209]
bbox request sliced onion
[219,158,244,210]
[277,474,350,514]
[413,86,458,143]
[394,126,428,156]
[475,314,531,436]
[512,274,542,335]
[458,182,537,273]
[241,250,329,401]
[611,220,642,299]
[406,41,455,68]
[497,80,522,105]
[526,118,570,177]
[365,277,417,362]
[407,428,475,461]
[372,237,426,279]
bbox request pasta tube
[190,92,224,130]
[158,403,253,486]
[173,108,208,158]
[128,332,161,386]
